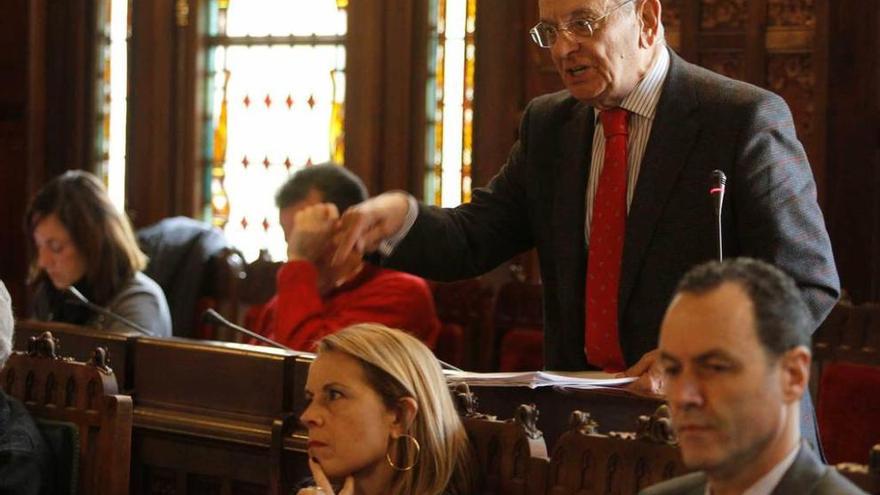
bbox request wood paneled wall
[345,0,431,196]
[824,0,880,304]
[0,1,37,310]
[1,0,101,309]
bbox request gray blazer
[33,271,172,337]
[98,271,172,337]
[640,445,867,494]
[388,48,839,370]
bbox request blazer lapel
[771,445,827,494]
[553,100,594,284]
[619,51,701,318]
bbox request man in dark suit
[334,0,837,378]
[641,259,863,495]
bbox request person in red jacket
[249,163,441,352]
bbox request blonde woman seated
[297,323,475,495]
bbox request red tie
[585,108,629,372]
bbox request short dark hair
[26,170,147,306]
[675,258,811,359]
[275,163,368,213]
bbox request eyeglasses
[529,0,635,48]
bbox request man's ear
[779,346,811,404]
[638,0,662,47]
[391,397,419,436]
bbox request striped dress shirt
[585,47,670,242]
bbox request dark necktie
[585,108,629,372]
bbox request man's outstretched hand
[332,192,411,266]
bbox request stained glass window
[426,0,477,207]
[95,0,130,212]
[206,0,347,262]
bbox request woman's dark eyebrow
[322,382,351,392]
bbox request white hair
[0,281,13,368]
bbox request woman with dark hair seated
[298,323,476,495]
[27,170,171,337]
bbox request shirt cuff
[377,194,419,257]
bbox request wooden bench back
[1,331,132,495]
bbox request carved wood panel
[768,0,816,27]
[698,52,745,80]
[700,0,748,30]
[663,0,682,31]
[767,53,816,141]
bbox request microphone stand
[66,286,152,335]
[203,308,295,352]
[204,309,463,371]
[716,208,723,262]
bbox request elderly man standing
[642,259,864,495]
[0,281,52,494]
[333,0,838,384]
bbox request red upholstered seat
[498,327,543,371]
[435,322,465,369]
[818,362,880,464]
[430,278,494,370]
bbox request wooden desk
[129,337,314,494]
[12,320,671,494]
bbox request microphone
[202,308,295,352]
[709,170,727,262]
[65,286,152,335]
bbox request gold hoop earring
[385,434,421,471]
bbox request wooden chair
[13,319,140,392]
[137,216,246,339]
[547,406,687,495]
[1,331,132,495]
[493,280,544,371]
[195,246,247,339]
[431,278,495,370]
[813,301,880,464]
[230,249,284,342]
[455,384,549,495]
